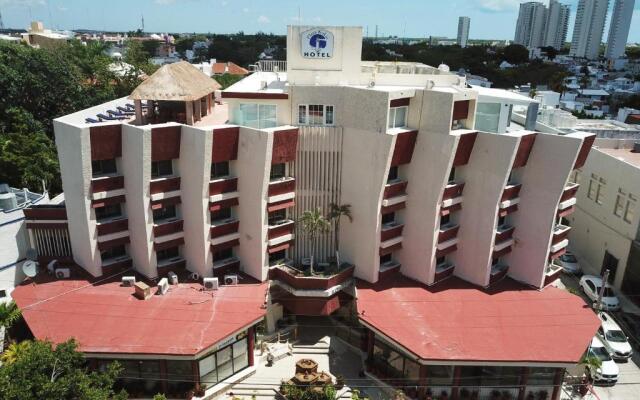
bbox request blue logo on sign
[309,33,327,49]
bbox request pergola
[129,61,222,126]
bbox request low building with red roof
[212,61,249,76]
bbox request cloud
[475,0,523,13]
[257,15,270,24]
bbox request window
[381,212,395,225]
[151,160,173,178]
[426,365,454,386]
[587,173,606,205]
[268,209,287,225]
[153,204,177,222]
[270,163,286,180]
[388,106,407,129]
[614,188,636,224]
[572,169,581,185]
[100,245,126,261]
[0,290,6,298]
[440,214,451,227]
[211,161,230,179]
[380,254,392,265]
[211,207,232,222]
[298,104,335,126]
[436,256,446,265]
[387,166,399,182]
[197,335,250,384]
[95,204,121,221]
[448,167,456,183]
[91,159,117,177]
[213,248,233,262]
[238,104,277,129]
[269,250,287,266]
[156,247,179,262]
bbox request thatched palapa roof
[129,61,221,102]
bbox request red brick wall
[271,129,298,164]
[212,127,239,162]
[90,125,122,160]
[151,126,181,161]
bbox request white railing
[253,60,287,73]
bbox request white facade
[457,17,470,48]
[605,0,635,60]
[515,2,548,49]
[570,0,610,59]
[544,0,571,50]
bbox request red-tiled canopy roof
[12,275,267,356]
[357,275,600,364]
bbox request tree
[327,203,353,265]
[0,339,127,400]
[299,208,331,275]
[1,341,30,365]
[0,301,21,342]
[124,39,158,75]
[215,73,244,90]
[502,44,529,65]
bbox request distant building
[212,61,250,76]
[570,0,609,60]
[457,16,470,48]
[543,0,571,50]
[21,21,71,49]
[605,0,635,60]
[514,2,548,49]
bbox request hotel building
[12,26,600,399]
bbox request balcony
[91,175,124,194]
[23,205,67,221]
[493,236,514,258]
[495,224,515,244]
[211,218,239,238]
[489,264,509,285]
[209,176,238,196]
[434,262,455,283]
[552,224,571,245]
[442,181,465,201]
[268,176,296,197]
[381,221,404,242]
[379,259,401,277]
[558,195,577,213]
[560,182,579,202]
[384,179,408,199]
[212,256,241,275]
[381,191,408,208]
[438,222,459,244]
[101,255,132,272]
[440,202,462,217]
[153,218,183,238]
[150,176,181,196]
[96,217,128,236]
[157,256,186,271]
[550,238,569,254]
[501,182,522,202]
[268,219,295,240]
[271,263,355,293]
[441,193,463,210]
[548,246,567,261]
[544,261,563,287]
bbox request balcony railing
[501,182,522,202]
[211,218,240,238]
[434,262,455,283]
[91,175,124,193]
[560,182,579,202]
[490,264,509,285]
[101,255,132,271]
[157,256,186,271]
[268,219,295,240]
[384,179,408,199]
[552,224,571,245]
[150,176,181,195]
[268,177,296,197]
[442,181,465,201]
[96,217,128,236]
[544,261,563,286]
[213,256,240,273]
[209,176,238,196]
[153,218,183,237]
[381,222,404,242]
[438,223,460,243]
[272,263,355,291]
[495,225,515,244]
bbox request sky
[1,0,639,42]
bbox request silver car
[558,252,581,274]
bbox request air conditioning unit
[157,278,169,295]
[168,271,178,285]
[55,268,70,279]
[224,274,239,285]
[190,272,200,281]
[122,276,136,287]
[203,277,219,291]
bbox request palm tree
[0,340,30,365]
[580,354,602,384]
[327,203,353,267]
[299,208,331,275]
[0,301,21,342]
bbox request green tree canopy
[501,44,529,65]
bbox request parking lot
[555,273,640,399]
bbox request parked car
[557,251,581,274]
[579,275,620,311]
[617,313,640,351]
[597,312,633,361]
[587,336,619,385]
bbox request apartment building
[12,26,599,399]
[570,0,610,60]
[544,0,571,50]
[605,0,635,60]
[568,139,640,299]
[457,17,470,48]
[514,2,548,49]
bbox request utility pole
[594,269,610,311]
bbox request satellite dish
[22,260,38,278]
[47,259,58,274]
[26,248,38,261]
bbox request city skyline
[1,0,639,43]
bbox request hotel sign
[301,28,334,59]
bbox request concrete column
[551,368,565,400]
[525,102,539,131]
[206,94,212,114]
[134,100,143,125]
[185,101,194,125]
[418,364,428,399]
[248,326,255,367]
[451,366,462,400]
[194,99,202,122]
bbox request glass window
[233,338,249,372]
[153,204,177,222]
[298,105,307,124]
[625,194,636,223]
[475,103,502,133]
[387,166,399,182]
[596,177,606,204]
[157,247,179,262]
[239,104,259,127]
[615,189,637,224]
[325,106,334,125]
[167,360,193,396]
[388,107,408,129]
[268,209,287,225]
[101,245,126,261]
[298,105,334,126]
[151,160,173,178]
[380,254,392,265]
[587,174,597,200]
[213,248,233,262]
[238,104,277,129]
[270,163,286,180]
[95,203,122,221]
[381,212,395,225]
[426,365,454,386]
[211,207,232,222]
[217,346,233,381]
[211,161,230,179]
[528,367,557,386]
[199,353,217,383]
[92,159,117,177]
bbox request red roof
[357,275,600,364]
[212,62,249,76]
[12,275,267,356]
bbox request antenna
[0,9,5,30]
[297,6,301,24]
[141,13,145,32]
